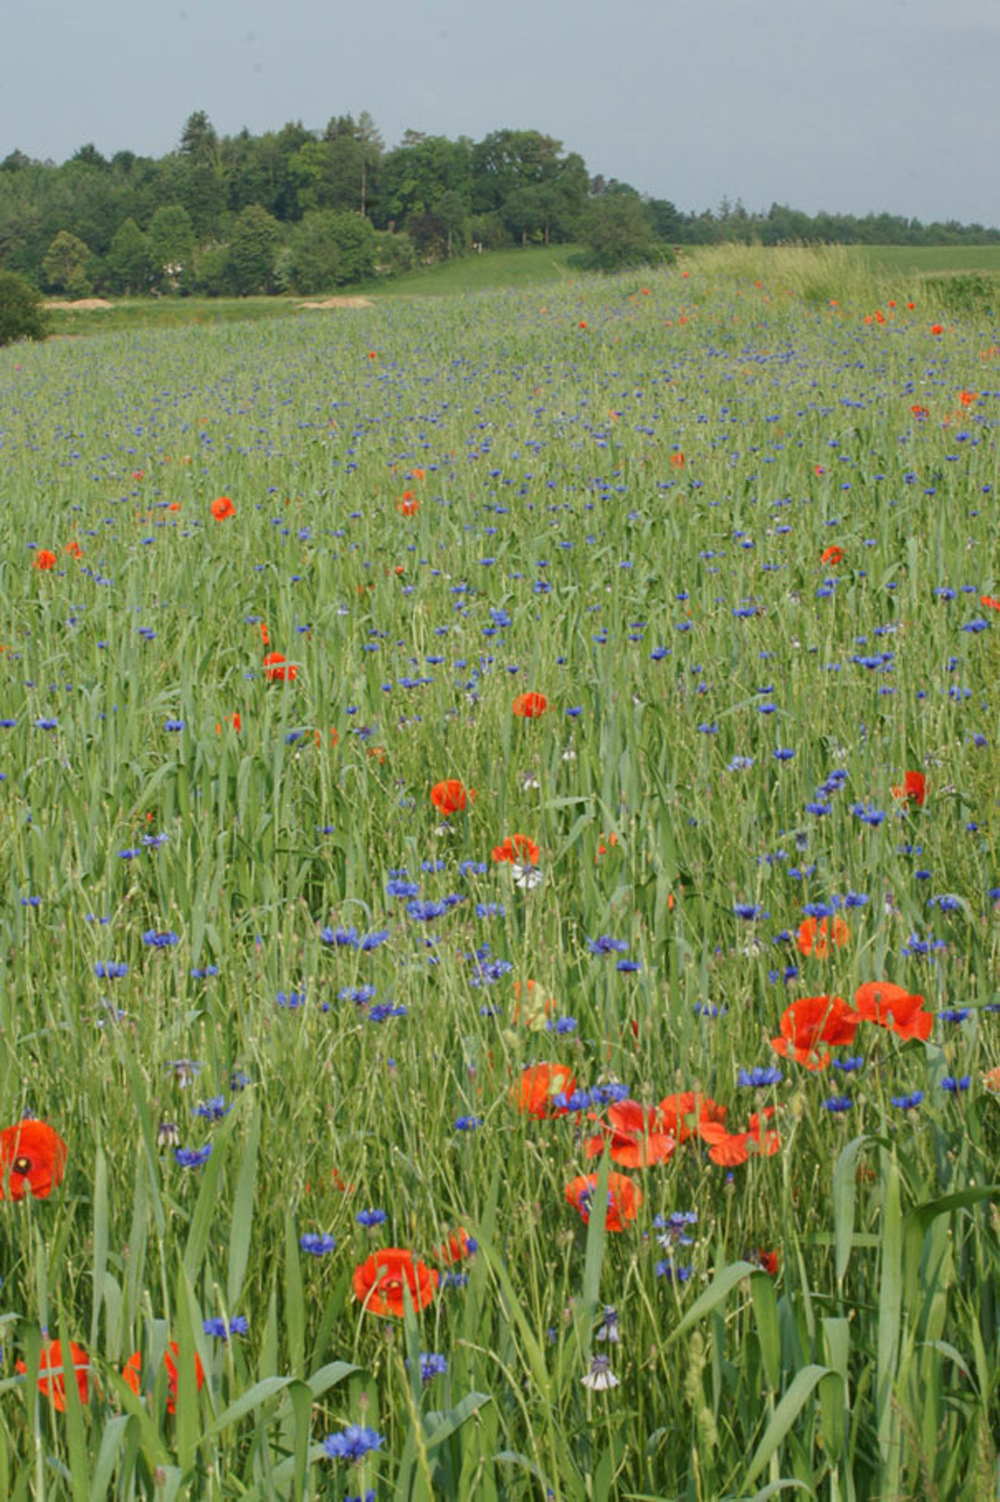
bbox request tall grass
[0,250,996,1498]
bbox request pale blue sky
[5,0,999,224]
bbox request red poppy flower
[853,981,933,1041]
[958,390,977,406]
[930,324,944,335]
[699,1107,781,1166]
[982,595,1000,612]
[892,770,926,807]
[353,1248,438,1317]
[430,779,474,815]
[796,914,850,958]
[64,540,82,558]
[911,404,929,418]
[0,1120,67,1200]
[33,550,57,571]
[434,1228,476,1265]
[16,1340,92,1411]
[215,712,242,734]
[584,1099,677,1167]
[670,452,686,468]
[751,1249,780,1276]
[263,653,298,682]
[397,493,419,516]
[211,496,235,521]
[656,1091,727,1144]
[492,833,540,865]
[123,1341,205,1414]
[512,692,548,719]
[515,1062,576,1117]
[564,1171,640,1232]
[820,545,844,566]
[770,995,859,1070]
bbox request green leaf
[424,1391,492,1451]
[665,1261,756,1344]
[226,1100,260,1307]
[832,1135,869,1283]
[742,1364,831,1488]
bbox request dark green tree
[106,217,151,293]
[228,204,280,294]
[41,230,93,294]
[147,203,195,287]
[581,195,666,270]
[0,270,48,344]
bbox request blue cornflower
[890,1091,924,1111]
[823,1096,853,1113]
[938,1008,970,1023]
[321,925,359,948]
[163,719,185,732]
[727,755,755,771]
[323,1425,386,1462]
[546,1017,577,1034]
[773,748,795,760]
[616,959,642,972]
[406,900,447,922]
[34,718,58,730]
[368,1004,406,1022]
[738,1067,783,1087]
[928,894,963,913]
[417,1352,448,1382]
[586,935,629,955]
[832,1057,864,1073]
[694,1002,726,1017]
[143,930,180,948]
[190,965,219,980]
[175,1145,212,1168]
[193,1096,228,1121]
[300,1233,336,1256]
[553,1089,593,1112]
[356,1208,387,1227]
[654,1210,697,1246]
[20,895,41,907]
[276,990,307,1009]
[455,1114,484,1130]
[203,1315,248,1340]
[339,985,377,1005]
[360,930,390,951]
[386,879,420,897]
[656,1262,693,1281]
[941,1075,971,1092]
[95,961,128,979]
[733,903,765,921]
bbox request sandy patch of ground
[43,298,114,310]
[296,296,374,310]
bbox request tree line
[1,111,997,298]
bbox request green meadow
[0,245,997,1500]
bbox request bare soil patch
[43,298,114,311]
[296,296,374,310]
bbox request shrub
[0,271,48,346]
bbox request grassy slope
[39,242,1000,341]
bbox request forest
[2,109,999,296]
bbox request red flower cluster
[431,779,474,815]
[770,982,933,1071]
[492,833,540,865]
[512,692,548,719]
[0,1120,67,1200]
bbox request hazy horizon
[4,0,999,227]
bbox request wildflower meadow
[0,247,997,1499]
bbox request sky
[4,0,999,226]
